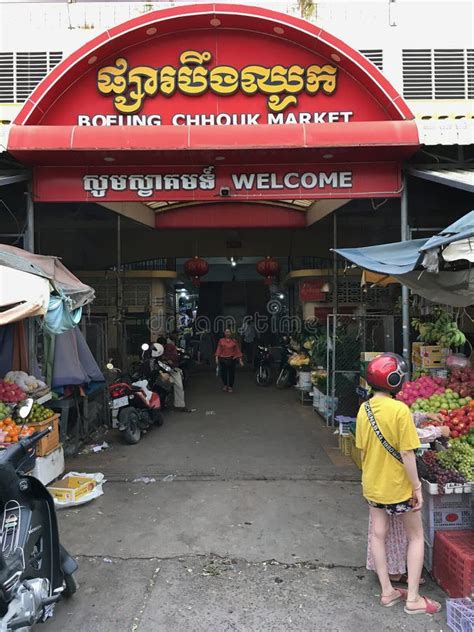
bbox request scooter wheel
[119,408,141,444]
[256,367,272,386]
[64,573,78,597]
[276,368,290,389]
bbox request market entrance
[6,2,419,366]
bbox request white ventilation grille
[403,49,472,99]
[0,51,62,104]
[434,49,466,99]
[467,50,474,100]
[0,53,14,103]
[359,49,383,72]
[402,49,433,99]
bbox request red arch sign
[8,3,418,212]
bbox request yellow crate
[350,435,363,470]
[47,476,96,503]
[338,434,352,456]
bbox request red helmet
[366,353,408,393]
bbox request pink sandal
[381,588,408,607]
[404,596,442,615]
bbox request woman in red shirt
[215,328,244,392]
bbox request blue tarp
[420,210,474,252]
[335,211,474,275]
[334,238,427,275]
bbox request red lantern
[256,256,280,285]
[184,256,209,286]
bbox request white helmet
[151,343,164,358]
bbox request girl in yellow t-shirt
[356,353,441,616]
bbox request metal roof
[408,167,474,193]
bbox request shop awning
[334,211,474,306]
[8,121,419,167]
[408,167,474,193]
[0,265,50,325]
[0,244,95,309]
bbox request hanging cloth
[43,293,82,336]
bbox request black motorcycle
[275,343,298,389]
[255,345,273,386]
[0,400,78,631]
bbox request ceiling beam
[96,201,155,228]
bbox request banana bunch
[438,325,466,348]
[412,310,466,349]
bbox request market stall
[0,245,100,481]
[332,213,474,607]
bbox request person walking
[356,353,441,615]
[240,316,258,365]
[215,328,243,393]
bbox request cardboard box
[30,445,65,486]
[412,345,449,368]
[48,475,96,503]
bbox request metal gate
[325,313,399,426]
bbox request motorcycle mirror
[106,362,114,370]
[141,343,150,351]
[18,398,34,419]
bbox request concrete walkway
[47,369,446,632]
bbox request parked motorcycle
[0,399,78,632]
[139,344,174,410]
[275,342,298,389]
[107,355,164,444]
[255,345,273,386]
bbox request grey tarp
[0,244,94,309]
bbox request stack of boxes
[412,342,450,373]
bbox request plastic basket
[432,531,474,599]
[27,414,60,457]
[446,598,474,632]
[422,492,472,545]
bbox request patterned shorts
[367,498,413,515]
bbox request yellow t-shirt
[356,396,420,504]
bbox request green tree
[297,0,317,20]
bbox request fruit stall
[342,340,474,604]
[0,245,98,482]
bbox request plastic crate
[424,538,434,573]
[422,479,472,495]
[338,434,352,456]
[432,530,474,598]
[27,414,60,457]
[349,434,362,470]
[446,598,474,632]
[422,491,472,545]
